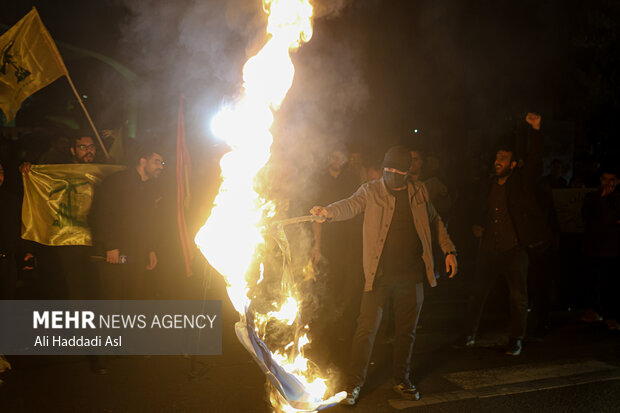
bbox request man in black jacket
[90,146,164,299]
[461,113,551,356]
[581,167,620,330]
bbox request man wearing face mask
[310,145,458,405]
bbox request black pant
[56,246,98,300]
[590,256,620,320]
[465,246,529,339]
[98,262,148,300]
[347,273,424,387]
[528,246,555,329]
[36,246,98,299]
[0,253,17,300]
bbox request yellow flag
[0,8,67,123]
[102,127,124,163]
[21,164,125,246]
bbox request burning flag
[195,0,345,410]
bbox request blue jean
[347,273,424,387]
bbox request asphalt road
[1,280,619,413]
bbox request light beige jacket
[325,178,456,291]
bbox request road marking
[444,359,616,389]
[389,360,620,409]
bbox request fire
[267,297,299,326]
[195,0,344,411]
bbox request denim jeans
[347,273,424,387]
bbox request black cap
[382,146,411,172]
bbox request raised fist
[525,113,541,130]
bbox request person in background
[542,159,568,189]
[459,113,551,356]
[19,133,101,301]
[310,146,363,368]
[409,149,452,219]
[581,167,620,330]
[90,145,164,300]
[348,149,367,185]
[1,161,34,384]
[365,157,383,182]
[0,162,33,299]
[38,136,72,164]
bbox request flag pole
[63,74,110,160]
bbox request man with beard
[50,135,100,300]
[20,133,106,373]
[20,134,99,170]
[310,146,458,405]
[70,135,97,164]
[20,133,101,300]
[90,145,164,300]
[581,167,620,330]
[460,113,551,356]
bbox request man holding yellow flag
[21,133,123,301]
[0,8,67,124]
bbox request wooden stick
[64,75,110,160]
[271,215,323,227]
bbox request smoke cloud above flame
[118,0,367,156]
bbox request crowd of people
[1,131,167,374]
[0,112,618,405]
[304,113,619,405]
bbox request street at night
[1,1,619,412]
[2,279,620,412]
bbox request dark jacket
[89,169,159,263]
[0,188,22,254]
[474,129,552,250]
[0,188,26,300]
[581,189,620,257]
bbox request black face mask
[383,170,408,189]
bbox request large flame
[195,0,344,411]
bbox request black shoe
[340,385,361,406]
[393,380,420,400]
[505,338,522,356]
[453,335,476,348]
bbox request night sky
[1,0,619,166]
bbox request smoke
[118,0,267,133]
[118,0,366,142]
[313,0,353,19]
[273,33,369,178]
[118,0,366,387]
[271,0,369,198]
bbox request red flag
[177,94,193,276]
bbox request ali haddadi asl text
[34,335,121,347]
